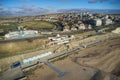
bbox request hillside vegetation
[0,38,47,59]
[0,23,18,34]
[20,20,56,29]
[0,20,56,35]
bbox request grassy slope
[0,23,18,32]
[0,39,47,59]
[20,20,56,29]
[0,20,56,33]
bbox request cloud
[88,0,108,3]
[57,8,120,14]
[88,0,120,5]
[88,0,97,3]
[110,0,120,5]
[99,0,108,3]
[0,5,50,16]
[19,0,30,2]
[0,10,13,16]
[0,4,3,12]
[14,6,50,16]
[0,4,13,16]
[60,0,72,2]
[13,5,35,11]
[88,0,120,7]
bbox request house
[93,19,102,26]
[102,19,113,25]
[78,23,86,30]
[48,34,75,45]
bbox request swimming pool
[5,30,39,39]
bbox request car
[11,61,21,69]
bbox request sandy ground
[71,38,120,73]
[27,38,120,80]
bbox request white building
[112,27,120,34]
[78,23,86,30]
[105,15,109,19]
[71,27,78,31]
[93,19,102,26]
[103,19,113,25]
[88,24,92,29]
[48,34,75,45]
[5,30,38,39]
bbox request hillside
[20,20,56,29]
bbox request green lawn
[0,23,18,33]
[20,20,56,29]
[0,38,46,59]
[0,20,56,34]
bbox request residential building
[93,19,102,26]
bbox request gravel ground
[27,38,120,80]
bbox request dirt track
[27,38,120,80]
[71,38,120,73]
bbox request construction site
[25,28,120,80]
[0,27,120,80]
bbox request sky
[0,0,120,16]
